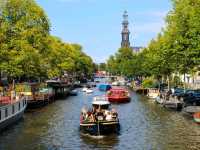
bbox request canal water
[0,86,200,150]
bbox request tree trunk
[183,73,186,93]
[167,75,170,91]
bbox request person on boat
[111,108,118,119]
[95,107,104,121]
[106,111,112,121]
[80,112,84,123]
[88,114,95,122]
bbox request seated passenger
[106,112,112,121]
[88,114,95,122]
[111,108,118,119]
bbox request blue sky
[36,0,172,63]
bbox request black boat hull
[0,108,25,132]
[80,121,120,135]
[27,100,48,109]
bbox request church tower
[121,11,130,48]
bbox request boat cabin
[92,96,110,109]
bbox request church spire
[121,10,130,48]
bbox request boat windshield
[93,104,109,110]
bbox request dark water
[0,86,200,150]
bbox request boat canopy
[98,84,112,91]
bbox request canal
[0,86,200,150]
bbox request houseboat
[0,94,27,131]
[106,88,131,103]
[98,84,112,91]
[80,96,120,135]
[16,83,54,109]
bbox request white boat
[82,87,88,92]
[155,96,164,104]
[80,96,120,135]
[85,88,93,94]
[0,96,27,131]
[147,88,160,99]
[112,81,120,86]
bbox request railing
[0,97,26,123]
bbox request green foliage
[172,75,183,87]
[106,47,134,77]
[142,78,158,88]
[0,0,94,81]
[106,0,199,89]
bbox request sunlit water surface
[0,85,200,150]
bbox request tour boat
[0,95,27,131]
[193,112,200,123]
[80,96,120,135]
[106,88,131,103]
[98,84,112,91]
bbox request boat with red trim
[193,112,200,123]
[106,88,131,103]
[0,93,27,131]
[80,96,120,135]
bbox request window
[5,108,8,118]
[12,105,15,114]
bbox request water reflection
[0,87,200,150]
[80,134,119,149]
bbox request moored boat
[0,95,27,131]
[85,88,93,94]
[193,112,200,123]
[182,106,200,116]
[155,96,164,104]
[69,89,78,96]
[163,100,183,111]
[112,81,120,86]
[82,87,88,92]
[107,88,130,103]
[98,84,112,91]
[80,96,120,135]
[147,88,159,99]
[16,83,54,109]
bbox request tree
[0,0,50,81]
